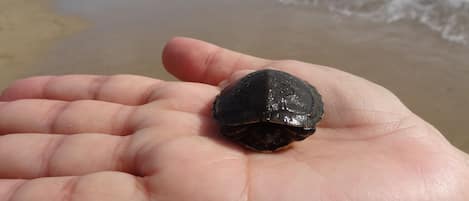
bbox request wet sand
[0,0,85,87]
[1,0,469,152]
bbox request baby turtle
[213,69,324,152]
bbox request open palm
[0,37,468,201]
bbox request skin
[0,37,468,201]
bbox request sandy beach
[0,0,84,87]
[1,0,469,152]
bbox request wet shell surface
[212,69,324,152]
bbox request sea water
[279,0,469,46]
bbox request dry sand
[0,0,84,87]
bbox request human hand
[0,37,468,201]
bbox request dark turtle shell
[213,69,324,152]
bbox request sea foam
[279,0,469,45]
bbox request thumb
[162,37,270,85]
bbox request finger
[0,81,219,135]
[162,37,270,85]
[144,81,219,116]
[0,75,161,105]
[0,172,150,201]
[217,69,256,88]
[0,112,215,179]
[0,75,220,114]
[0,180,24,199]
[0,100,136,135]
[0,134,127,178]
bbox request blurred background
[1,0,468,152]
